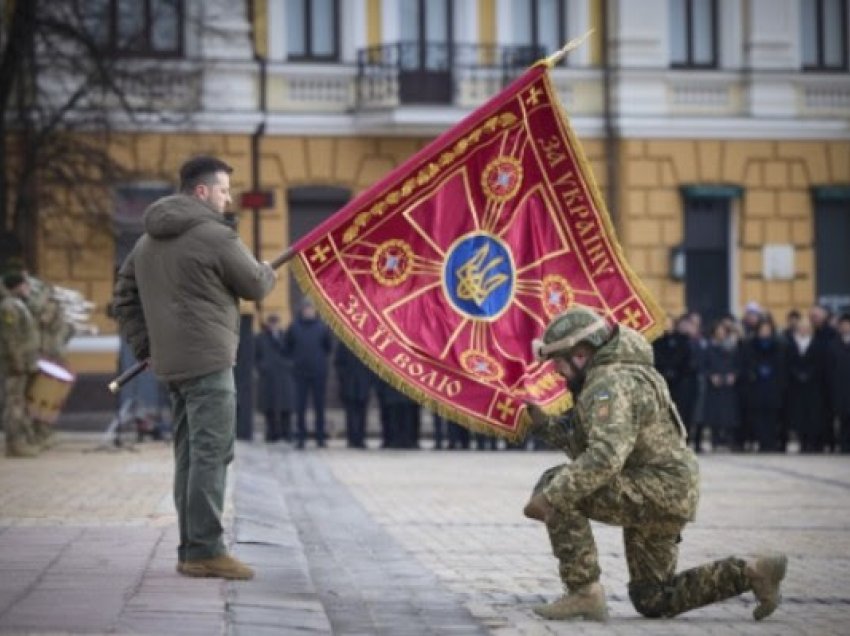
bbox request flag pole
[108,247,297,393]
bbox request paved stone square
[1,432,848,635]
[295,445,850,635]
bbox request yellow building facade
[22,0,848,378]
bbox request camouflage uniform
[0,290,41,452]
[25,274,73,360]
[531,319,752,618]
[23,274,72,444]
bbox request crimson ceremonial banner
[290,63,664,440]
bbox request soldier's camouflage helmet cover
[532,305,611,361]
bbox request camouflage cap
[532,305,611,361]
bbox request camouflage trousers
[2,375,37,444]
[532,465,749,618]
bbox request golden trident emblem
[455,244,509,306]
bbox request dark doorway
[287,185,352,312]
[398,0,453,104]
[815,194,850,314]
[683,195,731,328]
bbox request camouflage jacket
[0,295,39,376]
[536,326,700,522]
[24,275,73,359]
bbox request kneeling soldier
[524,305,786,621]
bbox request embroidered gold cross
[495,398,516,421]
[623,307,642,328]
[309,244,331,264]
[525,85,543,107]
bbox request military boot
[182,554,254,580]
[5,438,41,458]
[747,553,788,620]
[533,582,609,621]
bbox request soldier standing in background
[0,272,42,457]
[524,305,787,622]
[22,270,75,447]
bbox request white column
[267,0,287,61]
[567,0,591,67]
[343,0,368,63]
[745,0,798,116]
[610,0,669,115]
[197,0,254,59]
[745,0,799,69]
[718,0,743,69]
[454,0,478,45]
[196,0,255,111]
[610,0,669,67]
[496,0,515,45]
[382,0,400,43]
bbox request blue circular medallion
[443,233,515,320]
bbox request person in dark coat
[652,315,696,428]
[375,378,411,448]
[475,432,498,450]
[334,343,373,448]
[446,420,470,449]
[284,298,333,449]
[740,318,787,452]
[741,301,763,339]
[829,313,850,453]
[810,304,839,450]
[432,412,445,449]
[785,316,829,452]
[700,321,740,451]
[254,313,294,442]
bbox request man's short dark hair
[839,312,850,324]
[179,156,233,193]
[2,271,25,290]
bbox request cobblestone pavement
[0,434,228,635]
[2,432,849,635]
[318,447,850,635]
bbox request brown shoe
[5,439,41,458]
[182,554,254,580]
[747,553,788,620]
[533,582,608,621]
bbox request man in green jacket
[524,305,787,622]
[113,156,276,580]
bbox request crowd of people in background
[654,303,850,454]
[254,299,850,454]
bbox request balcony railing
[356,42,544,109]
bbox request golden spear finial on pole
[542,29,595,68]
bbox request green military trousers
[168,367,236,562]
[532,465,750,618]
